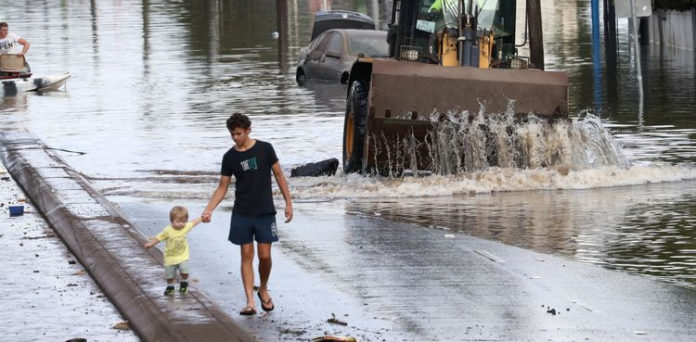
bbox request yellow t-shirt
[156,222,195,266]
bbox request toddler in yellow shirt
[145,205,203,295]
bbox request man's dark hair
[0,22,8,28]
[226,113,251,131]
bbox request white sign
[416,19,436,33]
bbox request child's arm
[144,237,160,248]
[190,216,203,227]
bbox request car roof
[311,10,375,40]
[327,29,387,38]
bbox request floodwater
[2,0,696,340]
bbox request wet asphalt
[120,198,696,341]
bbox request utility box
[615,0,652,18]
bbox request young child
[144,205,203,295]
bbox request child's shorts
[228,213,278,245]
[164,260,190,279]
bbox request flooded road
[2,0,696,340]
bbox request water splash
[367,109,630,175]
[288,165,696,200]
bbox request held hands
[201,210,212,223]
[200,208,292,223]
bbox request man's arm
[17,38,29,56]
[202,175,231,222]
[271,162,293,223]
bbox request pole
[276,0,288,73]
[630,0,644,126]
[591,0,602,113]
[603,0,618,109]
[372,0,379,29]
[526,0,544,70]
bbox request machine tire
[343,80,368,174]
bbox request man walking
[202,113,293,315]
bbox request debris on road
[327,313,348,326]
[291,158,339,177]
[9,205,24,216]
[311,335,357,342]
[474,249,504,263]
[112,321,130,331]
[569,299,594,312]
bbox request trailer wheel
[343,80,368,174]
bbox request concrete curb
[0,129,254,342]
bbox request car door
[316,32,346,82]
[303,32,332,80]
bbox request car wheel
[343,80,368,174]
[296,68,306,86]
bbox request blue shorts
[229,213,278,245]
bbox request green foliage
[653,0,696,11]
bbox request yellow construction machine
[342,0,569,175]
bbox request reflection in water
[300,81,347,112]
[90,0,99,68]
[604,192,696,285]
[308,0,332,13]
[276,0,289,73]
[346,180,696,287]
[0,93,28,112]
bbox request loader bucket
[346,59,569,175]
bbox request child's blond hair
[169,206,189,222]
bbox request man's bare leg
[240,243,256,308]
[257,243,273,305]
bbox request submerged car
[295,29,388,85]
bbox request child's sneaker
[179,281,189,294]
[164,286,175,296]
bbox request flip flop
[239,306,257,316]
[257,291,275,312]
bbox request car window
[348,34,389,58]
[326,33,344,56]
[308,32,333,60]
[309,32,327,50]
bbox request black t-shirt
[220,140,279,216]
